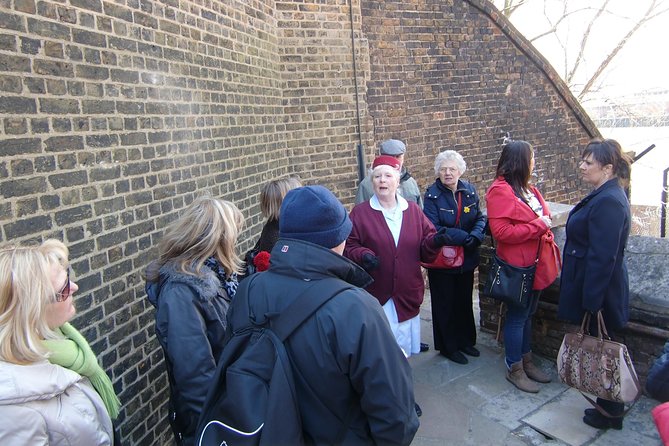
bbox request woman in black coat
[557,138,632,430]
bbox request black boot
[582,410,623,430]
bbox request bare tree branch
[496,0,669,102]
[499,0,530,18]
[566,0,612,84]
[577,0,668,100]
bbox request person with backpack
[199,185,419,446]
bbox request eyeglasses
[439,167,458,173]
[55,268,71,302]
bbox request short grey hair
[434,150,466,176]
[372,164,401,180]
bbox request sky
[501,0,669,100]
[499,0,669,211]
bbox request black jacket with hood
[145,261,231,445]
[228,238,419,446]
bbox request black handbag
[483,240,541,308]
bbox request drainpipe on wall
[349,0,366,183]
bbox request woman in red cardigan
[345,155,445,357]
[486,140,560,394]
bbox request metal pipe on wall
[348,0,366,182]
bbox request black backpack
[195,275,351,446]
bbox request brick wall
[360,0,596,202]
[0,0,600,443]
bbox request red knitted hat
[372,155,401,170]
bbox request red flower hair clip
[253,250,271,272]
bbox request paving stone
[413,293,662,445]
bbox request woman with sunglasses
[0,239,119,445]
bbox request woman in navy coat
[557,138,632,430]
[423,150,486,364]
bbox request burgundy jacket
[344,200,439,321]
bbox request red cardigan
[485,178,560,290]
[344,201,439,322]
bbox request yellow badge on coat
[464,206,470,213]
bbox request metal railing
[630,144,668,238]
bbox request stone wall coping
[487,201,669,318]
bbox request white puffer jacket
[0,360,114,445]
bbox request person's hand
[539,215,552,228]
[361,253,380,272]
[463,236,480,249]
[433,227,448,246]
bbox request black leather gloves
[433,227,449,247]
[361,253,380,272]
[463,236,481,249]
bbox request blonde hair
[0,239,69,364]
[260,177,302,221]
[150,195,245,279]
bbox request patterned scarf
[204,256,239,299]
[43,323,121,419]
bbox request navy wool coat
[557,178,631,330]
[423,178,486,273]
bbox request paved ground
[409,293,662,446]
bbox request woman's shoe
[584,408,598,417]
[583,411,623,430]
[522,352,551,383]
[442,351,468,364]
[506,361,539,393]
[461,346,480,357]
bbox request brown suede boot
[522,352,551,383]
[506,361,539,393]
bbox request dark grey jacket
[145,262,230,445]
[230,238,419,446]
[647,340,669,402]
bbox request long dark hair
[582,138,631,187]
[495,140,533,197]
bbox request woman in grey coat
[0,240,117,445]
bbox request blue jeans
[504,291,541,367]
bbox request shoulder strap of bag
[269,277,354,443]
[270,278,352,341]
[454,192,462,227]
[233,276,350,339]
[489,230,542,264]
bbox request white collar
[370,194,409,213]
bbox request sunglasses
[55,268,71,302]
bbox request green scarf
[43,322,121,419]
